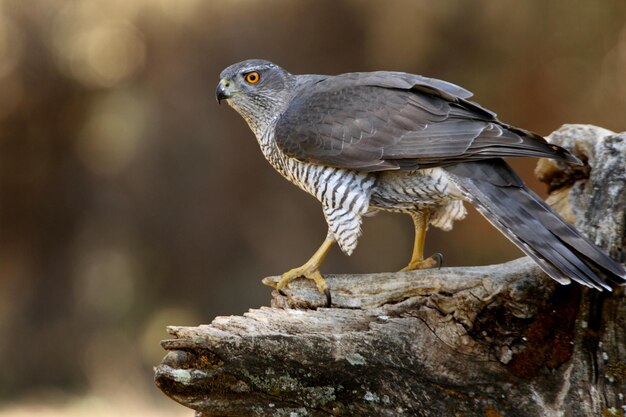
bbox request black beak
[216,82,229,104]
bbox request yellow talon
[276,266,328,294]
[400,253,443,271]
[400,209,443,272]
[275,238,334,305]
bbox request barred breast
[261,131,376,254]
[260,130,466,253]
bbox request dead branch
[155,125,625,417]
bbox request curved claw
[275,265,331,306]
[433,252,444,269]
[400,253,444,272]
[274,239,334,305]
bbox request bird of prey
[216,59,625,305]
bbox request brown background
[0,0,625,413]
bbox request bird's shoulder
[284,71,497,123]
[292,70,474,100]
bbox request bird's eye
[244,71,260,84]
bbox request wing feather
[274,73,579,171]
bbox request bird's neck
[243,113,278,141]
[256,123,285,170]
[229,98,288,141]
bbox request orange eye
[244,71,260,84]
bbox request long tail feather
[446,160,626,291]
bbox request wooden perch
[155,125,626,417]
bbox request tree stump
[154,125,625,417]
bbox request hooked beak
[216,78,231,104]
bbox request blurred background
[0,0,625,415]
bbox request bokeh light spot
[76,90,148,176]
[74,248,137,319]
[0,14,22,77]
[52,4,146,89]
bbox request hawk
[216,59,625,305]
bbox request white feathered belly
[370,168,467,231]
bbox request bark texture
[155,125,626,417]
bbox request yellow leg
[400,210,442,272]
[276,238,334,304]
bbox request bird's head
[217,59,295,135]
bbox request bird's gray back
[274,71,578,172]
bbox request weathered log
[155,125,625,417]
